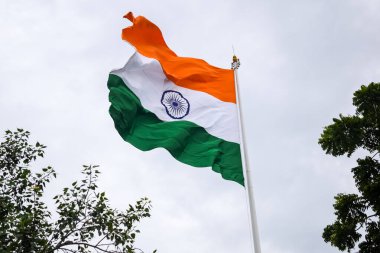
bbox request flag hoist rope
[232,55,262,253]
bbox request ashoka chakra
[161,90,190,119]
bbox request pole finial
[231,54,241,70]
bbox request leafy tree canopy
[319,82,380,252]
[0,129,155,253]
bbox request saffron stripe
[121,12,236,103]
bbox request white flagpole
[232,55,262,253]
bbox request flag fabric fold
[108,12,244,185]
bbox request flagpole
[232,55,262,253]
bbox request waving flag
[108,12,244,185]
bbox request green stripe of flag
[108,74,244,186]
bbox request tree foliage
[0,129,154,253]
[319,82,380,252]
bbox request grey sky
[1,1,380,252]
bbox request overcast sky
[1,1,380,253]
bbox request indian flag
[107,12,244,185]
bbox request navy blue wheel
[161,90,190,119]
